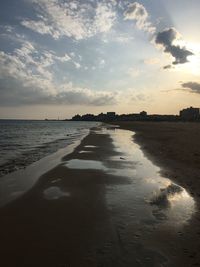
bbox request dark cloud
[155,28,193,65]
[182,82,200,94]
[163,64,172,69]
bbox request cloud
[127,67,140,78]
[123,3,194,67]
[0,42,116,106]
[163,64,172,70]
[124,2,155,33]
[74,62,81,69]
[21,0,116,40]
[120,88,150,103]
[155,28,193,65]
[181,82,200,94]
[94,2,116,34]
[0,42,73,89]
[0,78,116,106]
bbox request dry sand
[0,123,200,266]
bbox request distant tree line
[70,112,181,122]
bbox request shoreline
[0,126,119,266]
[0,120,98,179]
[109,121,200,265]
[0,124,200,266]
[0,130,88,207]
[111,121,200,203]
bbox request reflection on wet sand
[44,186,70,200]
[84,145,98,148]
[66,159,107,171]
[150,183,183,208]
[0,125,197,267]
[61,126,196,266]
[65,127,195,226]
[79,150,94,154]
[104,128,195,226]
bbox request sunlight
[173,41,200,75]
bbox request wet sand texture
[112,121,200,199]
[0,125,200,266]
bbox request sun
[184,42,200,75]
[173,41,200,75]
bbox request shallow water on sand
[43,186,70,200]
[66,127,195,226]
[104,128,195,226]
[1,126,196,266]
[66,159,107,170]
[64,127,196,265]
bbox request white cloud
[21,20,59,38]
[124,2,155,33]
[0,42,116,106]
[74,62,81,69]
[55,53,71,62]
[94,2,116,34]
[21,0,116,40]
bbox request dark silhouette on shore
[70,107,200,122]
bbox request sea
[0,120,99,177]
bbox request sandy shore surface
[112,121,200,201]
[0,124,200,266]
[112,121,200,264]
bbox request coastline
[110,121,200,265]
[110,121,200,202]
[0,129,88,207]
[0,126,119,266]
[0,124,200,266]
[0,120,97,178]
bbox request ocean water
[0,120,98,177]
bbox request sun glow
[172,41,200,75]
[186,42,200,74]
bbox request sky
[0,0,200,119]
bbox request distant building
[180,107,200,121]
[72,114,81,121]
[106,112,116,120]
[140,111,147,116]
[107,112,116,117]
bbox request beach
[0,124,200,266]
[113,121,200,200]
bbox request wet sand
[0,125,200,266]
[112,121,200,200]
[112,121,200,265]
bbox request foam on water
[0,120,98,177]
